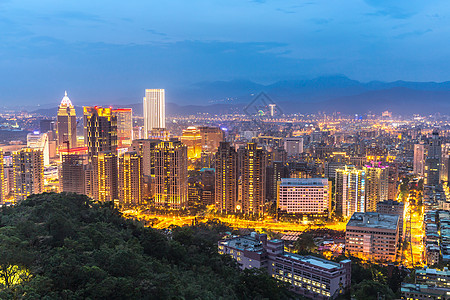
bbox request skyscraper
[414,143,426,176]
[83,106,118,162]
[0,149,5,204]
[27,131,50,166]
[95,151,118,203]
[59,154,85,195]
[143,89,165,138]
[335,165,366,217]
[215,142,238,213]
[56,91,77,150]
[154,140,188,209]
[425,131,442,186]
[364,162,389,212]
[118,152,143,207]
[240,143,267,215]
[112,108,133,148]
[12,148,44,202]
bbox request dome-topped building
[60,91,74,107]
[57,91,77,150]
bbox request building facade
[364,163,389,212]
[240,143,267,215]
[112,108,133,148]
[277,178,331,216]
[12,148,44,202]
[345,212,399,262]
[95,151,118,203]
[215,142,238,213]
[284,137,303,156]
[118,152,143,207]
[143,89,165,138]
[83,106,118,162]
[335,166,365,217]
[154,140,188,209]
[56,91,77,150]
[59,154,85,195]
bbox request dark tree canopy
[0,193,293,299]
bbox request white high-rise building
[27,132,50,166]
[414,143,426,176]
[143,89,165,139]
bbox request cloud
[146,29,167,36]
[394,29,432,39]
[363,0,429,19]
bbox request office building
[143,89,165,138]
[180,126,202,160]
[56,91,77,150]
[364,163,388,212]
[215,142,238,213]
[95,151,118,203]
[240,143,267,215]
[218,233,351,299]
[154,140,188,209]
[284,137,303,156]
[118,152,143,207]
[59,154,85,195]
[345,212,399,262]
[414,143,426,176]
[112,108,133,148]
[12,148,44,202]
[376,199,404,241]
[335,166,366,217]
[277,178,331,216]
[27,131,50,166]
[83,106,118,162]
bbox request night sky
[0,0,449,106]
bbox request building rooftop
[220,236,264,253]
[282,253,342,270]
[280,178,329,187]
[346,212,399,230]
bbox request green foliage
[0,193,293,299]
[352,280,395,300]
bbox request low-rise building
[345,212,399,262]
[218,233,351,299]
[401,283,450,300]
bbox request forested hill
[0,193,293,299]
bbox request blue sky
[0,0,449,106]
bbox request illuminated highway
[122,209,347,232]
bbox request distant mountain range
[33,75,450,116]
